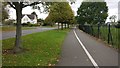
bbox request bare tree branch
[7,2,16,9]
[22,2,41,8]
[20,2,24,8]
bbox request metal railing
[78,24,119,49]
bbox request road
[56,28,118,67]
[1,27,56,40]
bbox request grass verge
[2,29,70,66]
[0,26,36,32]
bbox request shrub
[4,20,14,25]
[21,22,39,27]
[42,22,51,26]
[115,23,120,28]
[28,24,39,27]
[22,23,28,26]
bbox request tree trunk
[13,3,22,53]
[68,23,69,28]
[61,23,63,30]
[97,24,100,38]
[58,22,59,29]
[90,25,93,36]
[65,23,66,29]
[51,22,53,27]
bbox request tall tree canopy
[45,2,74,29]
[76,0,108,25]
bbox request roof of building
[22,14,36,20]
[22,12,37,20]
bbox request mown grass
[2,29,70,66]
[0,26,36,32]
[92,26,119,49]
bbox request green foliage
[118,20,120,24]
[2,29,69,66]
[0,26,36,32]
[1,26,15,32]
[2,2,9,22]
[45,2,74,24]
[92,26,119,48]
[79,25,119,49]
[22,23,39,27]
[22,23,29,26]
[4,19,15,25]
[37,19,44,26]
[109,15,117,23]
[77,1,108,25]
[115,20,120,28]
[37,18,44,22]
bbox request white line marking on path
[74,30,99,68]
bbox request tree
[37,18,44,26]
[109,15,117,25]
[45,2,74,29]
[2,2,9,23]
[4,19,15,25]
[76,0,108,37]
[45,13,54,26]
[7,0,75,53]
[37,18,44,22]
[114,20,120,28]
[76,1,108,25]
[118,20,120,24]
[7,2,44,53]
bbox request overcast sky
[8,0,120,22]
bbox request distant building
[21,12,37,24]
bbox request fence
[78,24,120,49]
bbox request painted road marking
[74,30,99,68]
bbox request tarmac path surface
[56,28,118,67]
[1,27,56,40]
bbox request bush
[42,23,47,26]
[4,20,14,25]
[115,24,120,28]
[28,24,39,27]
[42,22,51,26]
[22,22,39,27]
[13,23,16,26]
[22,23,28,26]
[79,25,92,32]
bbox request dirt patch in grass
[3,48,29,54]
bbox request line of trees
[45,2,75,29]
